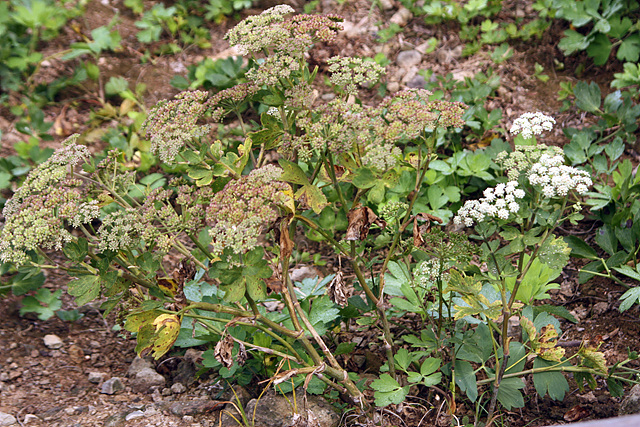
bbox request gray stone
[390,7,413,27]
[88,372,106,384]
[0,412,16,426]
[171,382,186,394]
[127,356,154,377]
[43,334,63,349]
[290,266,321,283]
[132,368,165,393]
[407,74,427,89]
[102,411,126,427]
[396,50,422,68]
[620,384,640,415]
[245,392,339,427]
[125,410,145,421]
[100,377,125,395]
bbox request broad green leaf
[11,271,46,296]
[371,374,410,406]
[558,30,589,55]
[420,357,441,376]
[68,275,101,306]
[564,235,598,259]
[308,296,340,326]
[496,377,525,410]
[19,288,62,320]
[352,167,377,189]
[533,357,569,400]
[394,348,412,371]
[586,33,612,66]
[617,34,640,62]
[574,81,601,113]
[454,360,478,402]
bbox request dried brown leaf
[327,271,350,307]
[214,334,235,368]
[345,206,386,241]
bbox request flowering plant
[0,6,632,423]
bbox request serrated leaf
[618,286,640,312]
[19,288,62,320]
[574,81,601,113]
[617,34,640,62]
[67,275,101,306]
[371,374,410,406]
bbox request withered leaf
[345,206,386,241]
[327,271,350,307]
[564,405,589,422]
[214,334,235,368]
[280,215,294,260]
[237,341,247,367]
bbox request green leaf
[533,357,569,400]
[421,357,441,376]
[595,224,618,255]
[617,34,640,62]
[11,271,46,296]
[454,360,478,402]
[63,238,89,262]
[352,167,377,189]
[105,76,129,96]
[574,81,601,113]
[618,286,640,312]
[68,275,101,306]
[558,29,590,55]
[535,304,578,323]
[587,33,612,66]
[371,374,410,406]
[308,296,340,326]
[19,288,62,320]
[496,377,525,410]
[564,236,598,259]
[394,348,412,371]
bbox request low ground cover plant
[2,4,640,425]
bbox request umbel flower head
[206,165,292,255]
[510,112,555,139]
[142,90,210,163]
[454,181,526,226]
[0,136,99,264]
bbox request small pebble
[171,383,186,394]
[43,334,63,349]
[125,410,145,421]
[100,377,125,395]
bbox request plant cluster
[2,4,640,426]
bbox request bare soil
[1,1,639,426]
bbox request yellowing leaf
[150,313,181,359]
[578,345,608,375]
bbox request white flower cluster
[510,112,556,139]
[528,153,592,197]
[414,259,450,288]
[454,181,525,226]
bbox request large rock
[620,384,640,415]
[244,392,339,427]
[127,356,154,377]
[0,412,16,427]
[132,368,165,393]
